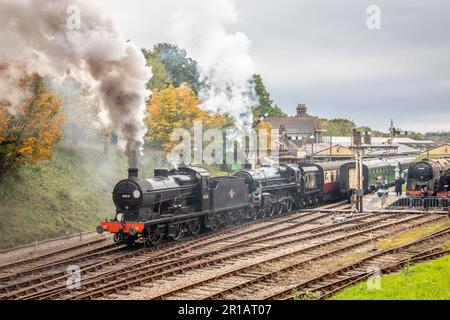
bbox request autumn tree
[145,84,228,151]
[0,66,63,175]
[251,74,286,119]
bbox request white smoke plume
[0,62,29,115]
[171,0,256,131]
[0,0,151,167]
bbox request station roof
[322,136,435,146]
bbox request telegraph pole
[350,130,399,213]
[352,131,364,213]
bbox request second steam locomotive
[98,157,416,247]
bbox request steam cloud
[171,0,256,131]
[0,0,151,167]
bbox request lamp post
[309,134,315,161]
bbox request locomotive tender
[98,157,417,246]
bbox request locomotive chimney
[128,168,139,180]
[364,131,372,145]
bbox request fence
[387,197,449,212]
[0,231,96,254]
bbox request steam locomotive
[406,158,450,196]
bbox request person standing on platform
[395,176,405,196]
[421,187,429,211]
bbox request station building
[264,104,436,164]
[419,144,450,159]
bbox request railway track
[44,212,445,300]
[0,201,348,299]
[143,213,447,300]
[0,237,113,276]
[263,228,450,300]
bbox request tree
[145,84,228,151]
[143,43,201,92]
[142,48,172,91]
[322,118,356,136]
[0,67,63,175]
[251,74,286,119]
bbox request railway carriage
[319,161,369,200]
[365,157,416,189]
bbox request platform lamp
[309,134,315,161]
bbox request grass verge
[330,252,450,300]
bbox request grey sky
[99,0,450,133]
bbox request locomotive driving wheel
[229,210,243,226]
[188,218,201,236]
[267,203,276,217]
[247,209,258,221]
[284,197,293,213]
[169,224,185,241]
[144,228,163,247]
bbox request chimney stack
[296,104,308,117]
[128,168,139,180]
[364,132,372,145]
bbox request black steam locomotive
[98,164,323,246]
[406,158,450,196]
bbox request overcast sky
[98,0,450,133]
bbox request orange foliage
[257,121,273,151]
[145,84,228,151]
[0,106,9,144]
[0,67,63,175]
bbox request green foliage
[143,43,200,92]
[401,260,413,276]
[424,131,450,145]
[142,49,172,91]
[330,253,450,300]
[322,118,356,136]
[0,145,117,248]
[404,132,425,140]
[251,74,286,119]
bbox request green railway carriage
[365,157,417,189]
